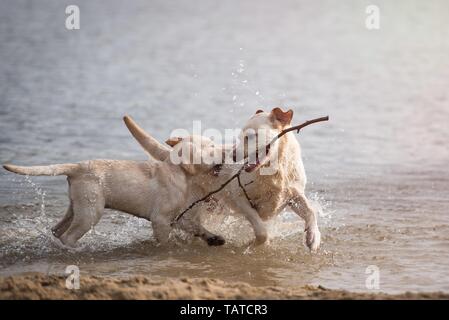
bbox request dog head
[166,135,224,175]
[235,107,293,173]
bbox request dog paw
[254,232,268,246]
[206,235,226,246]
[305,226,321,252]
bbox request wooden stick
[269,116,329,147]
[237,174,256,209]
[172,166,244,225]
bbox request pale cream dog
[3,134,226,247]
[125,108,321,251]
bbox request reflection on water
[0,0,448,293]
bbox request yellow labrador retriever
[3,135,226,247]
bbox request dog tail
[123,115,171,161]
[3,163,79,176]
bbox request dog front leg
[288,188,321,252]
[176,212,225,246]
[151,214,172,245]
[227,197,268,245]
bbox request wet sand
[1,273,447,300]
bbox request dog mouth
[244,144,271,172]
[210,143,271,176]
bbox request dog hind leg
[51,205,74,239]
[59,180,105,247]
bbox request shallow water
[0,0,448,294]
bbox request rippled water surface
[0,0,448,293]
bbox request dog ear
[181,145,198,175]
[255,109,264,114]
[270,107,293,126]
[165,137,183,147]
[180,163,197,175]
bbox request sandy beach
[1,273,447,300]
